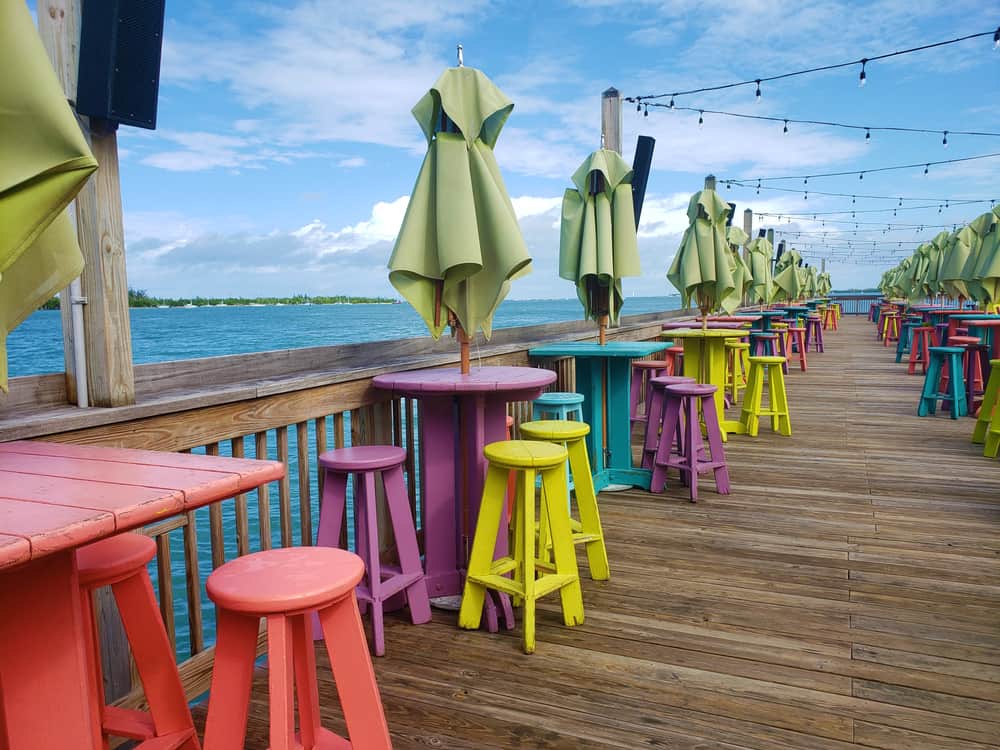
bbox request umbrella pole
[458,326,472,374]
[599,314,608,345]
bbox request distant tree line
[41,288,396,310]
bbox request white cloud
[337,157,366,168]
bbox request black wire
[742,152,1000,182]
[629,29,997,103]
[636,104,1000,139]
[756,202,970,216]
[723,180,994,203]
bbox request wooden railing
[827,291,884,315]
[0,308,686,705]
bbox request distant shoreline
[42,290,398,310]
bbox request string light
[627,29,997,106]
[859,59,867,87]
[755,80,762,100]
[995,27,1000,48]
[668,95,675,109]
[865,128,871,143]
[698,110,704,128]
[942,130,948,148]
[722,181,995,204]
[783,119,789,134]
[643,104,648,117]
[726,152,1000,183]
[924,164,929,174]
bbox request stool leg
[683,396,702,500]
[458,466,509,631]
[79,589,109,750]
[701,397,730,495]
[383,465,432,624]
[315,471,348,548]
[740,366,763,437]
[973,366,1000,443]
[203,609,261,750]
[266,614,297,750]
[290,614,323,748]
[565,439,609,580]
[520,467,537,654]
[918,356,941,416]
[651,396,681,492]
[317,595,393,749]
[359,470,385,656]
[112,571,199,745]
[540,466,584,629]
[771,367,792,436]
[642,387,665,468]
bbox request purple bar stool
[314,445,431,656]
[630,359,670,425]
[641,374,696,469]
[650,383,731,502]
[804,316,825,353]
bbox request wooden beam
[37,0,136,407]
[601,87,621,154]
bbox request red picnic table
[0,440,284,749]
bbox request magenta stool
[630,359,670,425]
[804,316,824,353]
[315,445,431,656]
[650,383,730,502]
[641,374,697,468]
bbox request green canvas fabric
[726,225,749,249]
[389,67,531,340]
[939,228,969,300]
[719,248,752,314]
[805,266,818,298]
[667,189,735,314]
[0,2,97,391]
[559,149,640,325]
[958,210,998,304]
[817,271,832,296]
[920,231,951,297]
[746,236,773,304]
[772,249,803,302]
[975,207,1000,303]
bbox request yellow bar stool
[518,420,609,581]
[974,359,1000,457]
[735,355,792,437]
[458,440,584,654]
[724,340,751,403]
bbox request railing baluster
[404,398,417,515]
[334,413,345,448]
[316,415,328,501]
[296,421,312,546]
[182,511,204,655]
[154,532,176,652]
[205,442,226,569]
[277,426,293,548]
[254,431,273,550]
[231,437,250,557]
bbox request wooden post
[37,0,136,407]
[601,87,621,154]
[704,174,716,191]
[821,257,827,273]
[743,209,753,260]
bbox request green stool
[918,347,967,418]
[972,359,1000,451]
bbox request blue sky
[44,0,999,299]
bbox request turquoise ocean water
[9,296,681,655]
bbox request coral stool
[204,547,392,749]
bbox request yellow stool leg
[520,467,537,654]
[539,466,584,630]
[510,475,526,607]
[739,364,763,437]
[770,364,792,436]
[972,362,1000,444]
[458,465,510,631]
[565,437,609,580]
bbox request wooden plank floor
[199,315,1000,749]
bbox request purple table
[663,321,747,330]
[373,365,555,631]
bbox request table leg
[574,357,608,490]
[419,398,462,598]
[604,359,653,489]
[0,551,97,748]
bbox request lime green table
[659,328,748,440]
[528,341,670,491]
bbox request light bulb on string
[924,164,929,175]
[783,120,788,134]
[859,172,864,180]
[804,191,808,200]
[698,111,704,128]
[942,131,948,148]
[636,101,641,113]
[644,105,648,117]
[865,128,870,143]
[755,80,761,101]
[859,59,867,87]
[898,198,902,206]
[852,195,856,204]
[669,95,675,109]
[994,27,999,48]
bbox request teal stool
[532,392,585,491]
[532,392,584,421]
[918,347,967,418]
[895,320,920,363]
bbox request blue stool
[895,320,920,363]
[532,391,584,421]
[918,347,967,418]
[532,391,585,491]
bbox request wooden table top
[528,341,670,358]
[373,365,555,395]
[0,441,284,570]
[659,328,748,339]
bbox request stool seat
[517,419,589,441]
[749,355,785,365]
[318,445,406,472]
[208,547,364,615]
[485,440,567,470]
[77,533,156,586]
[671,382,717,398]
[632,359,667,369]
[534,392,585,405]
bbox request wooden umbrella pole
[599,314,608,345]
[458,325,472,374]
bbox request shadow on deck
[195,315,1000,749]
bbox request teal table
[781,305,811,324]
[750,310,788,332]
[529,341,670,492]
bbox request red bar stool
[76,534,200,750]
[822,306,838,330]
[661,344,683,375]
[908,326,935,375]
[203,547,392,750]
[315,446,431,656]
[786,326,808,371]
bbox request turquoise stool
[918,347,967,418]
[895,319,921,363]
[532,391,584,421]
[532,392,585,491]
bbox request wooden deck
[197,315,1000,749]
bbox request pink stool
[203,547,392,750]
[641,374,696,469]
[786,326,808,371]
[804,316,825,353]
[315,445,430,656]
[77,534,200,750]
[650,383,731,502]
[630,359,670,424]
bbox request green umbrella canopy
[938,228,968,300]
[957,210,997,304]
[389,66,531,341]
[920,231,952,297]
[559,148,641,325]
[746,236,773,304]
[817,270,832,296]
[804,265,818,298]
[0,2,97,391]
[975,206,1000,304]
[667,189,735,315]
[772,249,803,302]
[726,225,749,249]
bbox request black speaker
[77,0,166,130]
[630,135,655,228]
[726,202,736,227]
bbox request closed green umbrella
[920,231,951,298]
[667,186,735,326]
[746,235,773,306]
[957,210,997,305]
[817,270,832,297]
[1,2,97,391]
[975,206,1000,305]
[389,64,531,372]
[719,226,751,314]
[939,228,970,301]
[772,249,803,302]
[804,265,818,298]
[559,148,641,343]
